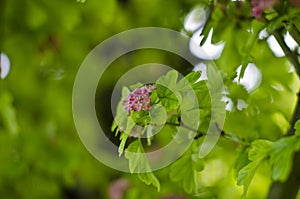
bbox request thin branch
[287,92,300,136]
[289,24,300,47]
[272,30,300,75]
[165,122,249,145]
[165,122,204,136]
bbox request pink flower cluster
[122,85,157,115]
[251,0,279,19]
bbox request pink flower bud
[122,85,157,115]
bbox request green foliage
[237,131,300,198]
[237,140,273,198]
[138,172,161,192]
[2,0,300,198]
[0,92,19,134]
[112,69,209,193]
[269,136,300,181]
[156,71,181,111]
[294,119,300,135]
[1,0,205,198]
[125,140,160,191]
[169,152,202,194]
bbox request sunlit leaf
[237,139,273,198]
[118,117,135,156]
[125,140,160,191]
[170,153,201,194]
[269,136,300,181]
[138,172,161,191]
[156,85,180,112]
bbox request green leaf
[181,109,200,130]
[234,148,250,178]
[149,104,167,125]
[237,160,260,199]
[170,154,200,193]
[131,110,150,126]
[267,15,288,34]
[138,172,161,191]
[146,125,153,146]
[294,119,300,135]
[178,72,210,111]
[129,82,144,90]
[195,90,211,109]
[177,71,201,92]
[156,70,181,111]
[111,102,127,132]
[156,70,178,91]
[191,154,204,172]
[206,62,224,93]
[156,85,180,112]
[184,71,202,84]
[118,133,129,156]
[125,140,146,173]
[239,57,252,81]
[192,80,208,92]
[125,140,160,191]
[118,117,135,156]
[150,89,159,104]
[122,86,131,98]
[269,136,300,181]
[237,139,273,198]
[200,5,224,46]
[248,139,273,161]
[112,86,131,132]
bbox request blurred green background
[0,0,202,198]
[1,0,300,198]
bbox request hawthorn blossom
[251,0,279,19]
[122,84,157,115]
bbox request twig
[272,29,300,75]
[289,24,300,47]
[165,122,249,145]
[287,92,300,136]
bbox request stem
[165,122,249,145]
[272,30,300,75]
[287,92,300,136]
[165,122,204,136]
[289,24,300,47]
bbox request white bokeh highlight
[184,6,208,32]
[189,28,225,60]
[234,63,262,92]
[0,53,11,79]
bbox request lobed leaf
[269,136,300,181]
[169,153,203,194]
[237,139,273,198]
[125,140,160,191]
